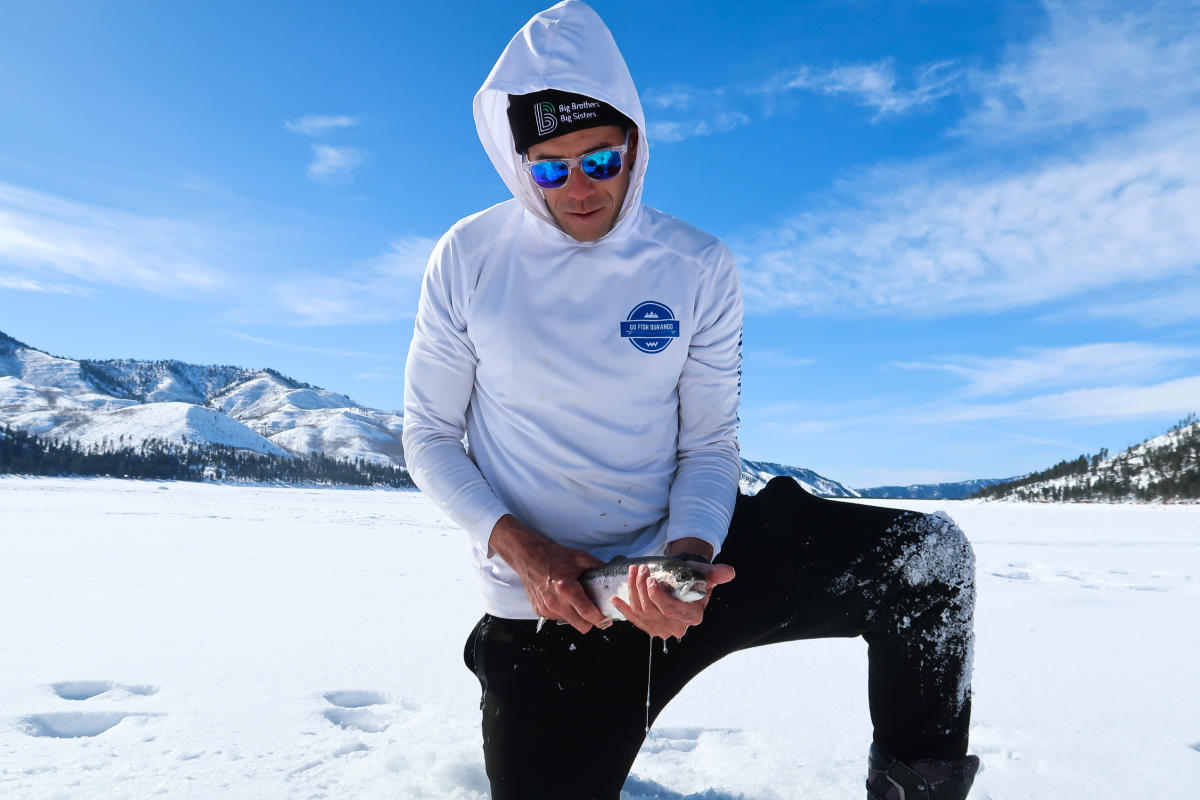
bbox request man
[402,2,980,798]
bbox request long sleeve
[663,243,743,556]
[402,231,511,551]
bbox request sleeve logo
[620,301,680,354]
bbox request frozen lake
[1,477,1198,798]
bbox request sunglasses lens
[529,161,569,188]
[582,149,622,180]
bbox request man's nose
[563,166,594,198]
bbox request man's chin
[554,210,616,242]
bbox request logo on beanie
[620,301,680,354]
[535,101,558,136]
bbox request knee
[897,512,975,593]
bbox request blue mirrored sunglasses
[522,131,630,190]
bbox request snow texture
[2,478,1198,798]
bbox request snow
[1,478,1198,798]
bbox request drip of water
[645,635,653,735]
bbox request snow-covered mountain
[2,329,850,493]
[979,416,1199,502]
[739,458,858,498]
[0,330,405,467]
[858,477,1014,500]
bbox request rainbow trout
[579,555,708,622]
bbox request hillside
[975,415,1200,502]
[0,330,406,469]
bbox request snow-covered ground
[1,477,1198,799]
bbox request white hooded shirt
[402,0,743,619]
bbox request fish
[579,555,708,622]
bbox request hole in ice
[20,712,130,738]
[324,690,388,708]
[622,774,745,800]
[52,681,115,700]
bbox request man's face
[526,124,638,243]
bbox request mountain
[740,458,859,498]
[858,478,1015,500]
[0,331,405,468]
[2,329,851,494]
[975,416,1200,502]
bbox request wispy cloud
[285,114,359,136]
[0,274,87,295]
[306,145,365,183]
[1080,276,1200,325]
[957,1,1200,138]
[925,374,1200,424]
[648,112,750,144]
[225,330,396,360]
[731,2,1200,318]
[896,343,1200,397]
[0,181,230,296]
[644,56,960,142]
[271,235,436,326]
[733,114,1200,317]
[769,59,962,120]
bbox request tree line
[0,425,414,488]
[973,414,1199,502]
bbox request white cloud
[0,181,230,296]
[648,112,750,144]
[285,115,359,136]
[734,115,1200,316]
[958,0,1200,138]
[928,374,1200,423]
[1081,277,1200,325]
[272,235,437,326]
[224,330,395,360]
[306,145,365,183]
[0,274,84,295]
[733,2,1200,318]
[777,59,961,119]
[896,343,1200,397]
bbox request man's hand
[488,514,610,634]
[610,556,735,640]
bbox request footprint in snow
[21,712,134,738]
[322,689,394,733]
[52,680,158,700]
[639,726,741,755]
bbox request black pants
[463,477,976,800]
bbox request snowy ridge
[0,330,406,468]
[739,458,859,498]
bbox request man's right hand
[488,514,610,634]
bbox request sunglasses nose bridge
[563,164,596,195]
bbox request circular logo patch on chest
[620,301,680,354]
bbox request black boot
[866,743,980,800]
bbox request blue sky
[2,0,1198,488]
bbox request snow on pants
[462,476,976,800]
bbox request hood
[473,1,649,242]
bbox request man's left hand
[610,559,735,639]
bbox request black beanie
[507,89,633,154]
